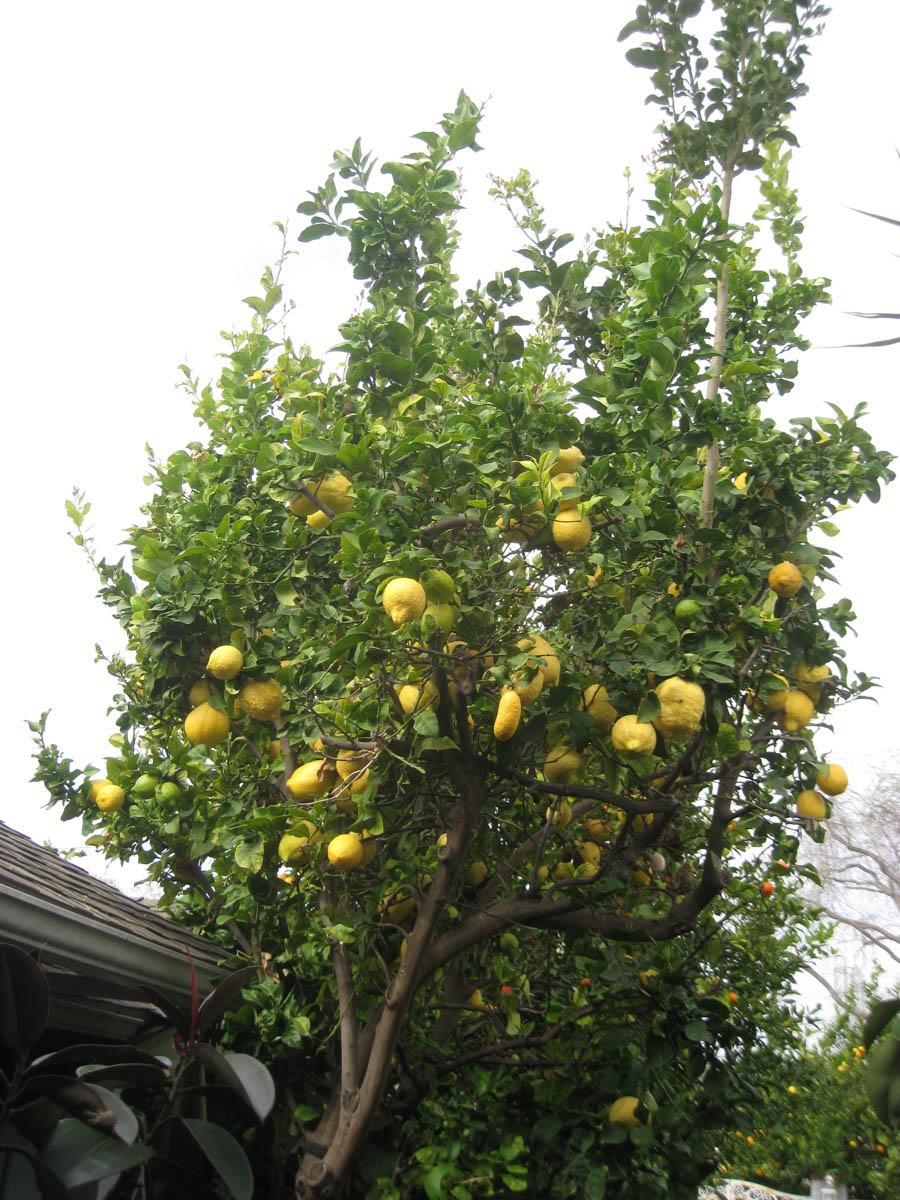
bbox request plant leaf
[196,968,257,1040]
[180,1117,253,1200]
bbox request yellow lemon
[768,562,804,598]
[493,688,522,741]
[653,677,705,738]
[608,1096,642,1126]
[184,702,231,747]
[549,472,580,509]
[517,633,560,687]
[207,645,243,680]
[544,747,585,786]
[513,666,544,706]
[639,969,659,986]
[383,890,416,922]
[816,764,847,796]
[794,662,830,703]
[95,784,125,813]
[397,680,439,714]
[286,759,332,798]
[382,578,427,624]
[188,678,212,706]
[552,509,592,551]
[327,833,363,871]
[582,684,618,729]
[796,790,826,820]
[733,472,748,490]
[548,445,585,476]
[306,509,332,529]
[89,777,112,803]
[238,679,284,721]
[267,739,282,760]
[358,830,377,866]
[545,801,573,828]
[585,817,612,842]
[468,989,484,1008]
[778,691,815,733]
[465,860,488,887]
[611,715,656,757]
[314,474,354,513]
[577,840,601,866]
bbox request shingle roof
[0,821,229,1042]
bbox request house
[0,821,227,1050]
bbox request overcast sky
[2,1,898,1012]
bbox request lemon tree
[30,2,895,1196]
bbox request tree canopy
[31,1,896,1196]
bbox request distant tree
[721,979,898,1199]
[801,759,900,1007]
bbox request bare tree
[802,757,900,1007]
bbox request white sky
[2,1,898,1015]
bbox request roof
[0,821,228,1042]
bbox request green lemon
[156,781,183,804]
[133,774,158,798]
[674,598,701,622]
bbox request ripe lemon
[327,833,363,870]
[306,509,332,529]
[585,817,612,842]
[608,1096,642,1126]
[493,688,522,741]
[468,989,484,1008]
[794,662,829,703]
[552,509,592,551]
[555,861,576,880]
[383,890,416,922]
[336,749,369,780]
[238,679,284,721]
[513,666,544,706]
[358,830,377,866]
[611,715,656,758]
[465,860,488,887]
[548,445,585,476]
[89,777,112,803]
[582,684,618,729]
[314,473,354,513]
[286,759,332,798]
[733,472,748,490]
[382,578,427,625]
[549,472,580,509]
[545,801,573,828]
[185,702,231,747]
[267,739,282,760]
[577,840,601,866]
[95,784,125,813]
[796,790,826,820]
[517,633,560,687]
[544,747,585,786]
[653,677,705,738]
[768,562,804,598]
[632,863,652,886]
[207,645,243,680]
[188,678,212,706]
[397,680,438,714]
[777,690,815,733]
[751,673,790,714]
[816,763,847,796]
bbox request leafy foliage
[0,945,276,1199]
[721,981,899,1198]
[29,4,895,1197]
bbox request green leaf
[685,1020,710,1042]
[420,736,458,751]
[298,222,337,243]
[180,1117,253,1200]
[40,1119,153,1188]
[864,998,900,1049]
[448,118,480,152]
[194,1047,276,1123]
[636,693,661,724]
[234,841,264,873]
[413,710,440,737]
[425,1162,456,1200]
[295,436,336,457]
